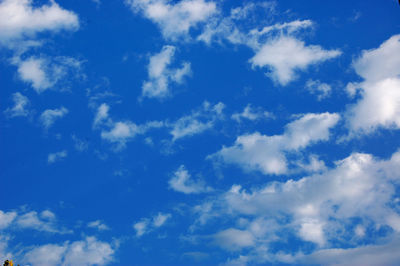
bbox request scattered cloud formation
[126,0,217,40]
[48,150,68,164]
[133,212,171,237]
[13,56,82,93]
[40,107,69,129]
[231,104,274,123]
[169,101,224,141]
[194,150,400,264]
[22,236,114,266]
[142,45,191,99]
[169,165,212,194]
[212,112,339,175]
[346,34,400,135]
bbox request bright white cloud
[191,149,400,264]
[126,0,217,40]
[133,212,171,237]
[305,79,332,100]
[198,4,341,85]
[170,101,224,141]
[231,104,274,123]
[250,36,341,85]
[48,150,67,164]
[346,34,400,134]
[169,165,211,194]
[40,107,68,129]
[0,0,79,45]
[4,92,30,117]
[142,45,191,99]
[22,236,115,266]
[212,112,339,175]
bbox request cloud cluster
[193,150,400,264]
[212,112,339,175]
[346,35,400,135]
[142,45,191,99]
[169,165,212,194]
[126,0,217,40]
[0,0,79,46]
[133,212,171,237]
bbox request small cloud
[87,220,110,231]
[141,45,191,99]
[4,92,31,118]
[40,107,68,129]
[48,150,67,164]
[133,212,171,237]
[168,165,212,194]
[305,79,332,100]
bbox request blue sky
[1,0,400,265]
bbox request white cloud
[15,210,69,234]
[126,0,217,40]
[0,0,79,45]
[169,165,211,194]
[170,101,224,141]
[40,107,68,129]
[87,220,110,231]
[14,56,82,93]
[196,150,400,264]
[345,35,400,134]
[198,4,341,85]
[301,236,400,266]
[142,45,191,99]
[22,236,115,266]
[48,150,67,164]
[133,212,171,237]
[212,112,339,175]
[305,79,332,100]
[214,228,255,251]
[231,104,274,123]
[0,211,17,230]
[250,36,341,85]
[4,92,30,117]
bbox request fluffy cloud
[169,101,224,141]
[169,165,211,194]
[198,4,341,85]
[95,103,164,149]
[142,45,191,99]
[22,236,115,266]
[0,0,79,45]
[194,150,400,264]
[40,107,69,129]
[249,36,341,85]
[231,104,274,123]
[212,112,339,175]
[4,92,30,117]
[126,0,217,40]
[346,34,400,134]
[14,56,82,93]
[0,209,68,234]
[48,151,67,164]
[133,212,171,237]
